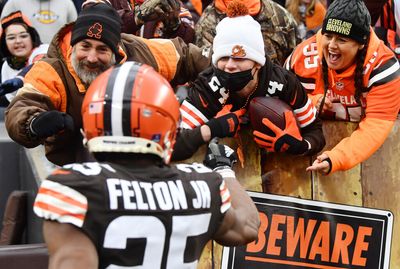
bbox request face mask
[214,67,254,92]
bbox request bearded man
[5,2,209,166]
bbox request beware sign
[221,192,393,269]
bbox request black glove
[204,142,237,170]
[0,77,23,97]
[205,109,245,139]
[30,111,74,138]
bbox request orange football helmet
[82,61,180,163]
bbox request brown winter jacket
[5,22,210,166]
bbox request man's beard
[71,50,116,86]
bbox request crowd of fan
[0,0,399,180]
[0,0,399,267]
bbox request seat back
[0,191,28,245]
[0,243,48,269]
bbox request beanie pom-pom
[226,0,249,18]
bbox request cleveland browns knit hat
[322,0,371,44]
[71,2,121,55]
[212,1,266,66]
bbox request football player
[33,61,260,269]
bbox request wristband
[213,165,232,172]
[29,115,39,137]
[325,157,332,174]
[213,166,236,178]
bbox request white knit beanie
[212,14,266,66]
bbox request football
[248,97,293,136]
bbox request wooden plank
[313,167,362,205]
[361,120,400,269]
[226,127,262,192]
[313,121,362,205]
[261,153,312,198]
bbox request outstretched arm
[310,117,394,174]
[213,168,260,246]
[203,142,260,245]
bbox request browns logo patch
[87,22,103,39]
[231,45,246,58]
[335,81,344,91]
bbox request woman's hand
[316,96,333,113]
[306,153,331,174]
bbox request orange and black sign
[222,192,393,269]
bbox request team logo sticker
[222,192,393,269]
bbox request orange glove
[253,111,309,155]
[206,105,246,139]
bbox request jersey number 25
[103,214,211,268]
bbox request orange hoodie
[286,29,400,173]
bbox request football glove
[204,142,237,170]
[205,105,246,139]
[253,111,309,155]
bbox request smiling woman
[0,11,44,105]
[4,26,33,59]
[286,0,400,175]
[321,33,364,72]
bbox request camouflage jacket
[194,0,300,65]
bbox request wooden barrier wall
[177,119,400,269]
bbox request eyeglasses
[5,32,31,42]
